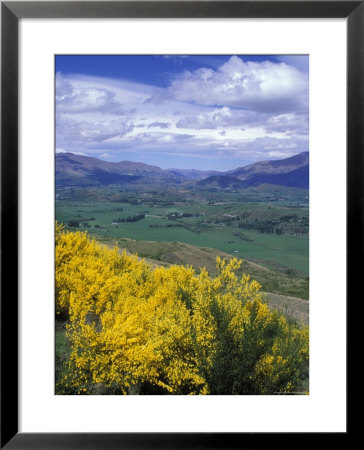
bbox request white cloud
[263,113,308,135]
[57,87,123,115]
[176,107,259,129]
[167,56,308,114]
[56,73,124,115]
[55,56,309,165]
[148,121,171,129]
[176,106,307,139]
[276,55,309,73]
[56,116,134,146]
[214,135,308,159]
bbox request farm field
[56,184,309,299]
[93,237,309,300]
[56,189,309,275]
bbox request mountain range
[56,151,309,190]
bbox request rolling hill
[228,151,309,180]
[201,152,309,189]
[56,153,168,186]
[95,235,309,321]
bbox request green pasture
[56,199,309,275]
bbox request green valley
[56,182,309,306]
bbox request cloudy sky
[56,55,308,170]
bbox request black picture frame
[1,1,356,448]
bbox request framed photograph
[1,1,356,447]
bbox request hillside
[228,151,309,180]
[197,175,246,189]
[201,152,309,189]
[56,153,170,186]
[56,227,308,395]
[92,235,308,325]
[238,164,309,189]
[94,235,308,300]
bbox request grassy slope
[264,292,308,326]
[55,236,309,394]
[56,199,309,275]
[94,235,309,301]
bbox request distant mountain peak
[202,152,309,190]
[56,151,308,189]
[56,152,166,187]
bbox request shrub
[56,226,308,395]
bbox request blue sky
[56,55,309,170]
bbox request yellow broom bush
[56,225,308,395]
